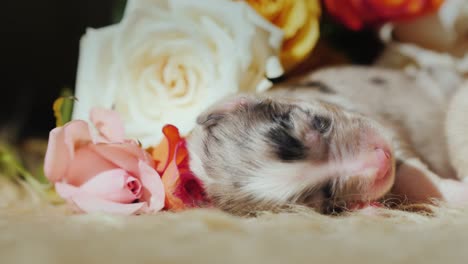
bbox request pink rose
[44,108,165,215]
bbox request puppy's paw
[439,179,468,206]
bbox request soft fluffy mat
[2,177,468,264]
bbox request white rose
[72,0,284,147]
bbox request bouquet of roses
[44,0,288,215]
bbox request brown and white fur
[187,66,468,216]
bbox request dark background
[1,0,118,142]
[0,0,381,144]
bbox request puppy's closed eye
[312,115,331,134]
[197,113,224,127]
[267,127,308,161]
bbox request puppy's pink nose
[373,148,391,180]
[358,127,393,179]
[347,147,392,179]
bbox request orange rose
[324,0,444,31]
[245,0,322,70]
[150,125,209,211]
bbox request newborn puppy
[187,66,468,215]
[446,80,468,180]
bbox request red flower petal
[324,0,444,30]
[150,124,188,174]
[148,124,209,211]
[158,135,209,211]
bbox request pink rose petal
[126,177,143,198]
[44,128,71,183]
[79,169,141,203]
[56,169,141,204]
[90,108,126,143]
[91,143,153,177]
[65,147,117,186]
[55,182,81,200]
[71,193,146,215]
[44,120,92,182]
[62,120,93,156]
[138,161,165,212]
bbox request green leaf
[53,88,76,127]
[0,141,64,205]
[34,164,50,185]
[0,142,20,180]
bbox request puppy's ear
[196,94,255,127]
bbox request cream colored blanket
[2,178,468,264]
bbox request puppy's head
[187,94,395,215]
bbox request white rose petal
[72,0,284,147]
